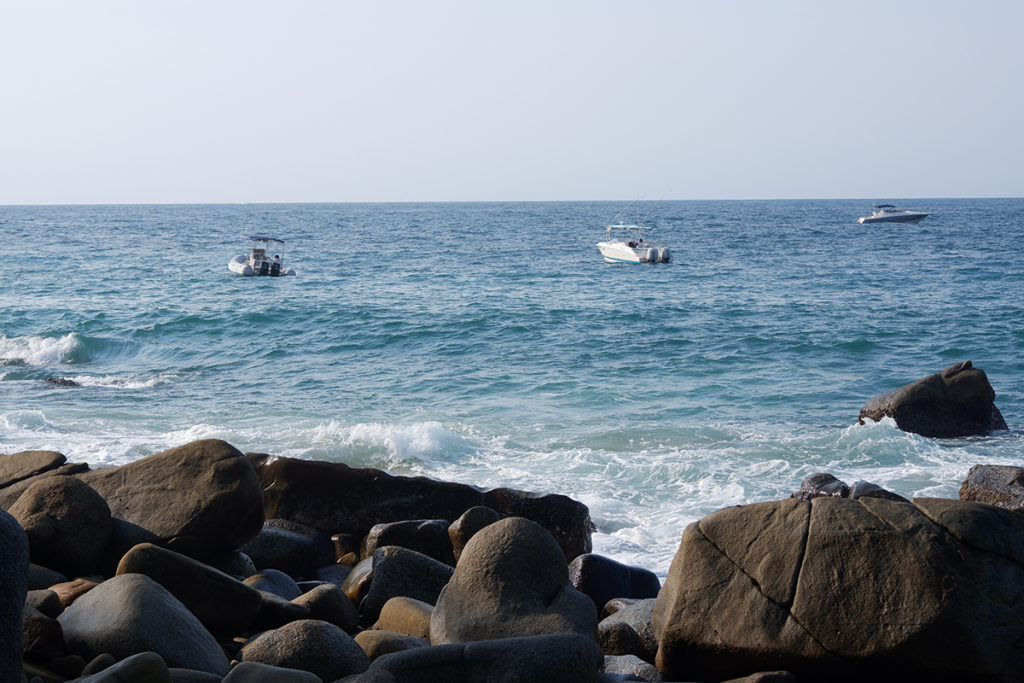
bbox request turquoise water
[2,199,1022,574]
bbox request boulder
[248,454,592,561]
[250,589,311,632]
[0,450,66,489]
[71,651,170,682]
[22,603,64,660]
[50,577,99,608]
[240,524,319,579]
[960,464,1024,511]
[291,583,359,634]
[361,519,455,566]
[221,661,321,682]
[603,654,664,681]
[354,630,430,661]
[26,564,67,591]
[57,573,230,675]
[373,596,433,639]
[238,619,370,680]
[1,509,29,682]
[448,506,500,562]
[78,439,264,561]
[858,361,1008,437]
[567,553,660,616]
[597,598,657,662]
[116,542,262,635]
[340,557,374,605]
[8,476,112,576]
[360,546,453,627]
[26,588,63,618]
[244,568,302,600]
[791,473,908,504]
[0,463,91,510]
[429,517,596,645]
[368,633,603,682]
[653,496,1024,681]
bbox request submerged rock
[858,360,1008,438]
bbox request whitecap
[0,333,78,367]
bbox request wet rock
[44,377,81,387]
[960,464,1024,511]
[429,517,596,645]
[858,360,1008,437]
[249,453,592,562]
[790,472,849,500]
[79,439,264,562]
[597,598,657,662]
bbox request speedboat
[228,235,296,276]
[857,204,929,224]
[597,223,672,264]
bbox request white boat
[228,235,296,276]
[597,223,671,263]
[857,204,929,224]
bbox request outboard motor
[645,248,657,263]
[658,247,671,263]
[258,261,270,276]
[270,261,281,277]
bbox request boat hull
[597,241,671,264]
[228,255,295,276]
[857,212,929,224]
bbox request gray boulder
[448,506,500,562]
[238,619,370,680]
[244,568,302,600]
[361,519,455,566]
[598,598,657,662]
[78,439,264,561]
[22,603,64,660]
[369,632,603,682]
[116,542,262,635]
[248,454,593,562]
[360,546,453,627]
[654,496,1024,681]
[429,517,596,645]
[8,476,112,576]
[603,654,664,681]
[858,360,1008,437]
[354,630,430,661]
[1,507,28,683]
[0,450,66,488]
[71,651,170,682]
[221,661,321,682]
[58,573,230,675]
[568,553,660,616]
[240,524,318,579]
[291,583,359,634]
[960,464,1024,511]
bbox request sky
[1,1,1021,204]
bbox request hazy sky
[2,1,1021,204]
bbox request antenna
[640,196,664,226]
[610,198,638,226]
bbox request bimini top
[243,234,285,244]
[874,204,896,209]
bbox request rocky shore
[1,361,1019,682]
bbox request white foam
[0,333,78,366]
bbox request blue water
[2,199,1023,574]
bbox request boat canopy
[875,204,896,209]
[243,234,285,244]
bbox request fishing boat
[857,204,930,224]
[596,201,671,263]
[597,224,672,263]
[228,235,296,276]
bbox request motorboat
[597,223,672,263]
[228,235,296,276]
[857,204,929,224]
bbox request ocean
[2,198,1022,576]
